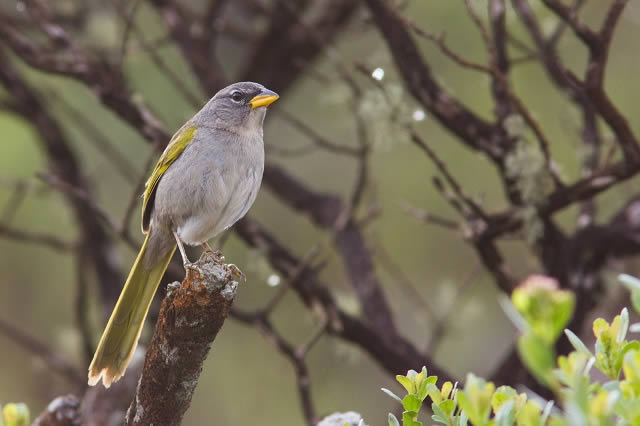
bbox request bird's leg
[201,242,214,252]
[172,231,194,269]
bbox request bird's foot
[201,242,221,255]
[184,261,204,278]
[226,264,246,282]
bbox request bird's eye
[230,91,244,103]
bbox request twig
[277,110,363,157]
[116,0,143,65]
[410,129,489,221]
[232,311,319,425]
[75,250,93,367]
[0,223,75,251]
[44,88,139,184]
[0,316,84,387]
[400,201,459,230]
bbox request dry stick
[45,90,139,184]
[277,110,363,157]
[463,0,492,50]
[525,0,639,164]
[373,240,438,321]
[407,24,564,188]
[276,0,371,208]
[75,250,94,367]
[540,0,599,47]
[399,201,459,230]
[0,316,84,387]
[116,0,143,66]
[488,0,513,121]
[128,23,204,108]
[424,262,482,352]
[0,223,74,251]
[119,147,161,238]
[235,216,455,383]
[126,251,238,426]
[410,129,489,221]
[262,166,397,335]
[147,0,228,93]
[0,180,27,224]
[232,310,321,426]
[546,0,587,47]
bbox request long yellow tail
[88,233,175,387]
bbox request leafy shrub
[381,274,640,426]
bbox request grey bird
[88,82,278,388]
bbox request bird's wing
[141,125,198,232]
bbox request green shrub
[381,274,640,426]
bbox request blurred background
[1,0,640,424]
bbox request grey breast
[151,125,264,245]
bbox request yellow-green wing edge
[141,125,197,232]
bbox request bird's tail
[88,233,175,388]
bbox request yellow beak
[249,89,279,109]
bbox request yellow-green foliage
[1,403,29,426]
[381,274,640,426]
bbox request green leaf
[417,377,429,402]
[510,277,575,344]
[540,400,554,423]
[618,308,629,343]
[517,333,556,387]
[382,388,403,403]
[397,375,415,394]
[432,403,450,425]
[456,374,494,426]
[440,381,453,400]
[565,329,592,356]
[407,370,418,381]
[619,274,640,291]
[495,400,515,426]
[619,275,640,313]
[402,411,422,426]
[439,399,456,417]
[515,400,542,426]
[403,394,421,412]
[456,411,469,426]
[622,350,640,382]
[2,404,29,426]
[499,294,528,332]
[491,386,518,414]
[632,291,640,314]
[388,413,400,426]
[427,383,442,404]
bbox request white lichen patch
[166,281,181,297]
[196,256,232,293]
[132,393,144,423]
[175,315,204,328]
[221,281,238,301]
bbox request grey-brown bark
[125,251,238,425]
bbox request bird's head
[199,82,279,133]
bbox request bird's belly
[175,166,261,246]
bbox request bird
[88,81,279,388]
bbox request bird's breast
[165,133,264,245]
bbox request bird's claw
[184,262,203,277]
[227,264,246,282]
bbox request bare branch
[126,251,238,425]
[0,316,84,387]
